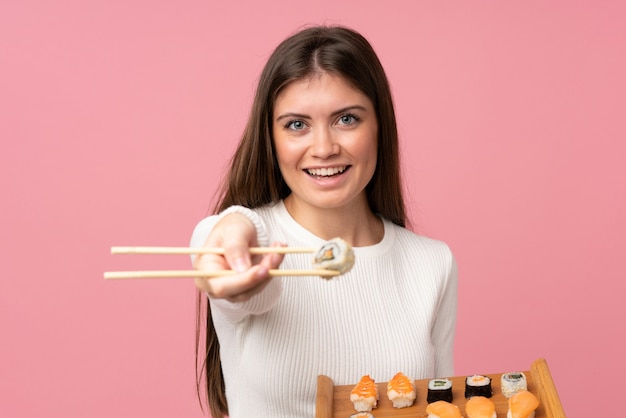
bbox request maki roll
[465,375,492,399]
[387,372,416,408]
[426,400,463,418]
[501,372,528,398]
[350,375,378,412]
[427,378,453,403]
[312,237,355,274]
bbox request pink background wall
[2,1,624,416]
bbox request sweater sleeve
[189,205,270,258]
[432,251,458,377]
[189,205,282,323]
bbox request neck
[283,196,384,247]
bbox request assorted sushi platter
[316,358,564,418]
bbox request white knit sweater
[190,201,458,418]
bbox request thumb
[223,245,252,273]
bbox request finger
[223,247,252,273]
[193,252,229,274]
[218,245,285,302]
[194,264,269,300]
[223,243,284,301]
[258,242,286,270]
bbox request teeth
[306,166,347,177]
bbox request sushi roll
[312,237,355,274]
[501,372,528,398]
[465,396,497,418]
[426,400,463,418]
[350,375,378,412]
[507,390,539,418]
[387,372,416,408]
[350,413,374,418]
[427,378,453,403]
[465,375,492,398]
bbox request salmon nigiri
[350,375,379,412]
[507,390,540,418]
[387,372,416,408]
[466,395,496,418]
[426,400,463,418]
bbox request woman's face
[272,72,378,213]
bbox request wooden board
[316,358,565,418]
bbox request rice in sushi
[350,375,378,412]
[312,237,355,274]
[507,390,539,418]
[427,378,453,403]
[465,395,497,418]
[501,372,528,398]
[426,400,463,418]
[465,375,493,398]
[387,372,416,408]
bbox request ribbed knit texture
[190,201,458,418]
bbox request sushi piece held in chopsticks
[427,378,453,403]
[350,375,378,412]
[312,237,355,275]
[501,372,528,398]
[465,395,497,418]
[426,400,463,418]
[465,375,493,398]
[387,372,416,408]
[507,390,539,418]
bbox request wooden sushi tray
[316,358,564,418]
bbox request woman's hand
[193,213,285,303]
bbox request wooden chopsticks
[110,246,317,255]
[104,246,340,280]
[103,269,339,280]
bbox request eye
[286,120,306,131]
[337,113,360,126]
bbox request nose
[309,126,339,158]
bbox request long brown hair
[196,25,406,417]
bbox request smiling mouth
[305,166,349,177]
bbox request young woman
[190,25,458,418]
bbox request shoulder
[253,201,281,219]
[388,221,453,255]
[383,221,456,275]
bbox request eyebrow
[275,105,369,122]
